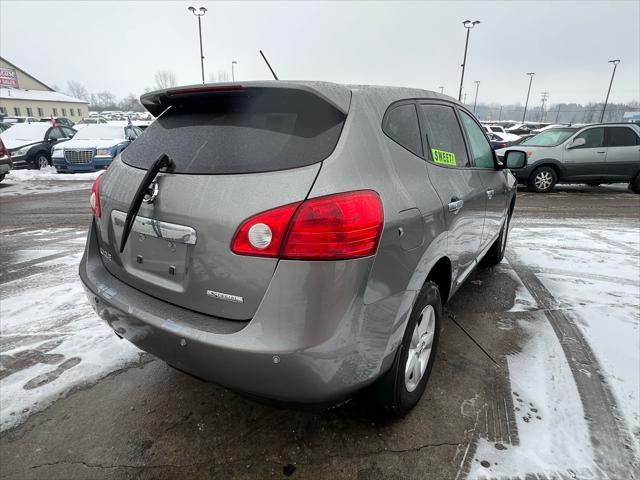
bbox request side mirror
[504,150,527,169]
[567,137,586,149]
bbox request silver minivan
[80,82,525,415]
[501,123,640,193]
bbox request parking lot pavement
[0,180,638,480]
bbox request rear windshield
[122,88,347,174]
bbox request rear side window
[574,127,604,148]
[607,127,639,147]
[383,104,422,156]
[419,104,470,168]
[122,89,346,174]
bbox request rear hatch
[97,84,349,320]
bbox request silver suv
[502,123,640,193]
[80,82,525,415]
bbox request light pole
[439,86,444,94]
[538,91,549,122]
[232,61,237,82]
[473,80,480,114]
[188,6,207,84]
[600,59,620,123]
[522,72,535,123]
[458,20,480,101]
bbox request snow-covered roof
[0,87,88,104]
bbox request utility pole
[522,72,535,123]
[231,61,237,82]
[600,59,620,123]
[498,105,503,121]
[539,92,549,122]
[463,93,468,104]
[188,6,207,84]
[555,104,561,122]
[472,80,480,114]
[458,20,480,101]
[439,86,444,94]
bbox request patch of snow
[468,313,597,479]
[7,166,102,182]
[0,230,140,431]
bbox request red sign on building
[0,68,19,88]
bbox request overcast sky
[1,1,638,106]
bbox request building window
[26,107,33,116]
[70,108,75,116]
[53,108,58,116]
[62,108,67,116]
[0,106,6,115]
[14,107,21,116]
[38,107,44,117]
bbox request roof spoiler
[140,82,351,117]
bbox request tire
[630,175,640,194]
[370,281,441,416]
[482,212,511,267]
[34,153,50,170]
[586,182,600,187]
[527,166,557,193]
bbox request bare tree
[208,70,230,83]
[119,94,143,112]
[154,71,177,90]
[66,81,89,101]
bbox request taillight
[231,190,384,260]
[90,174,104,218]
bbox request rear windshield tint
[122,88,347,174]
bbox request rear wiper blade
[119,154,174,253]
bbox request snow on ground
[0,167,101,196]
[0,228,140,431]
[467,219,640,479]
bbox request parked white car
[483,124,521,142]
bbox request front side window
[383,104,422,157]
[574,127,605,148]
[61,127,76,139]
[607,127,639,147]
[459,111,495,168]
[419,104,470,167]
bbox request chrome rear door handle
[448,199,464,214]
[486,188,495,199]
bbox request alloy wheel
[37,156,49,169]
[404,305,436,392]
[535,171,553,191]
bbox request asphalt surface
[0,181,639,480]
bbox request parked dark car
[488,133,509,150]
[508,134,535,146]
[80,81,527,415]
[0,138,12,182]
[39,117,75,127]
[0,122,76,169]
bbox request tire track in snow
[507,251,639,479]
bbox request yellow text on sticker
[432,149,456,166]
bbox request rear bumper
[80,220,400,403]
[53,157,112,172]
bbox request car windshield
[521,128,578,146]
[0,123,48,141]
[73,125,124,140]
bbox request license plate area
[111,210,195,292]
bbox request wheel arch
[529,160,563,179]
[425,256,452,306]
